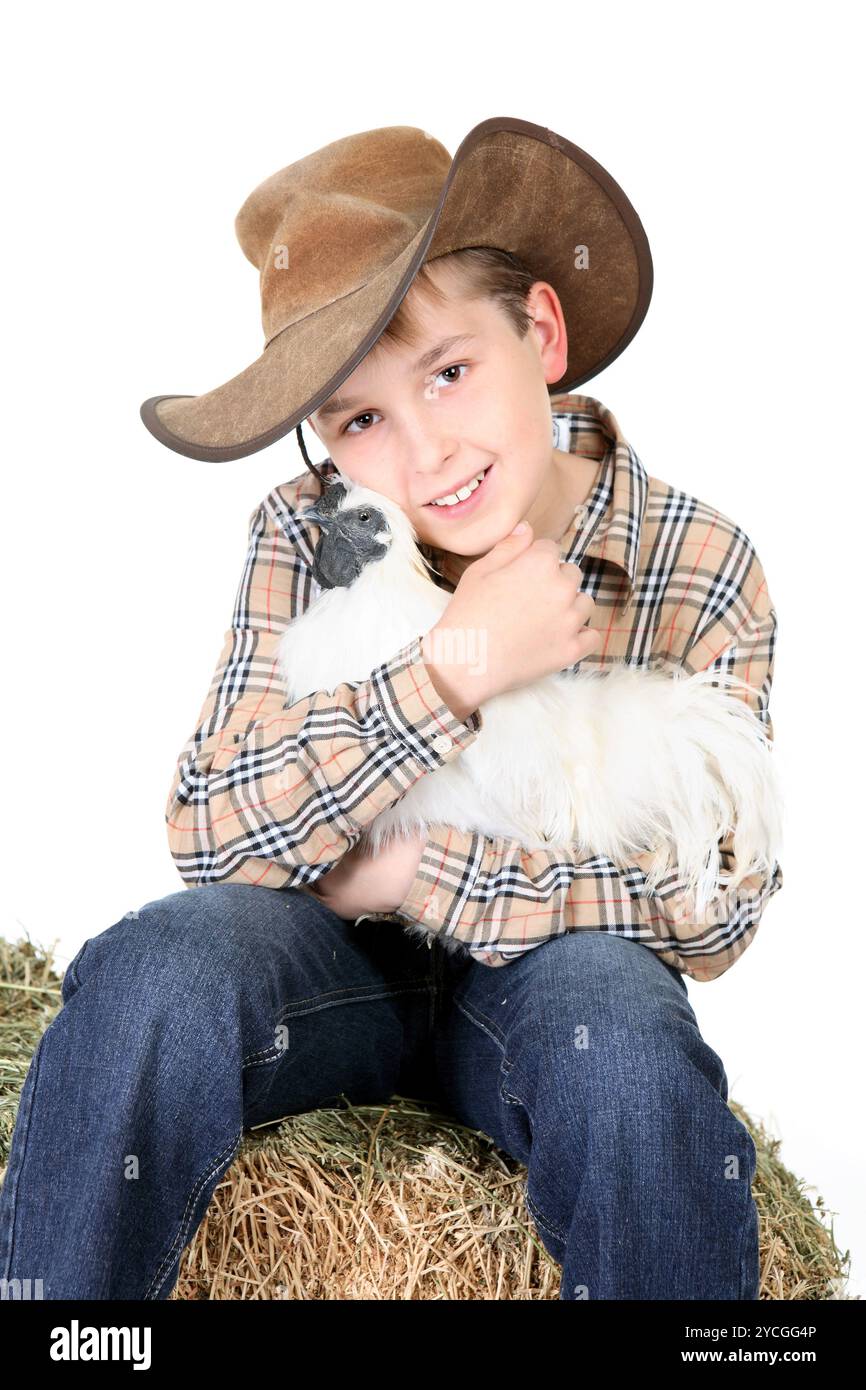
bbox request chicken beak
[300,503,330,529]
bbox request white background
[3,1,863,1297]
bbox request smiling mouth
[424,465,492,508]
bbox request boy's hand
[303,831,427,919]
[422,521,601,722]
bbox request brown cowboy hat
[139,116,653,465]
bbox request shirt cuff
[391,828,478,934]
[360,634,483,770]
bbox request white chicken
[278,474,783,926]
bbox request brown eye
[342,411,380,435]
[436,363,469,386]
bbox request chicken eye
[359,510,370,522]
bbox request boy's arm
[165,495,482,890]
[390,548,783,983]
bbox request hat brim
[141,115,653,461]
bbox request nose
[401,429,461,498]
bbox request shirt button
[432,733,453,756]
[573,503,587,520]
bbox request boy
[289,249,782,973]
[0,120,781,1300]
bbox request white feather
[278,475,784,922]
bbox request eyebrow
[314,333,477,422]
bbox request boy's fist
[422,520,600,723]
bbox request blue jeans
[0,883,759,1300]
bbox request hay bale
[0,934,853,1301]
[171,1101,560,1300]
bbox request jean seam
[524,1187,567,1245]
[737,1139,760,1300]
[274,983,432,1024]
[239,984,431,1067]
[273,978,433,1012]
[452,996,507,1052]
[0,1024,53,1282]
[144,1128,243,1300]
[498,1073,567,1246]
[738,1199,752,1300]
[241,1043,283,1068]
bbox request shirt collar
[552,393,649,604]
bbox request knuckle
[577,590,596,617]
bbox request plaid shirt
[166,392,783,982]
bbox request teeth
[428,468,487,507]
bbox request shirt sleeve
[389,545,783,983]
[165,497,482,889]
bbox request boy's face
[307,262,573,570]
